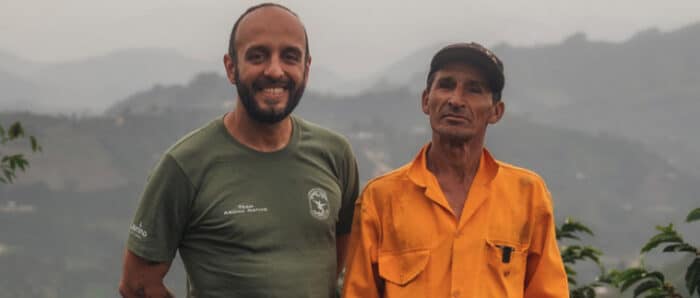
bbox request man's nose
[446,91,466,108]
[263,56,285,79]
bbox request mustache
[252,76,295,90]
[440,104,471,120]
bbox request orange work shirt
[343,144,569,298]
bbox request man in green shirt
[119,3,359,297]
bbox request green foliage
[557,213,699,297]
[0,121,41,184]
[640,224,696,254]
[687,258,700,297]
[570,284,597,298]
[557,218,604,297]
[605,267,682,298]
[687,208,700,223]
[628,208,700,297]
[557,217,594,241]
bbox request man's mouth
[260,87,287,96]
[442,114,468,121]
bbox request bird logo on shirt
[308,187,330,220]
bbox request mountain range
[2,22,700,297]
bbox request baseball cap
[428,42,505,98]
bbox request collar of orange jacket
[407,143,500,188]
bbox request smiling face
[422,62,504,143]
[224,6,310,124]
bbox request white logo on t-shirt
[130,222,148,239]
[308,188,330,220]
[224,203,268,215]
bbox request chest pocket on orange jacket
[378,249,430,298]
[486,239,528,298]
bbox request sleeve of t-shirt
[126,153,195,263]
[336,142,359,236]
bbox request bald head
[228,3,310,63]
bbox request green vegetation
[557,218,604,298]
[561,207,700,298]
[0,121,40,184]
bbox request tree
[0,121,41,184]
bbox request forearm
[119,249,174,298]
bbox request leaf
[687,258,700,296]
[641,224,683,253]
[618,268,646,292]
[597,269,619,285]
[688,208,700,223]
[633,279,661,298]
[644,289,669,298]
[644,271,665,283]
[29,136,42,152]
[557,218,595,241]
[662,243,698,254]
[2,168,15,183]
[7,122,24,139]
[580,246,602,264]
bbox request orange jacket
[343,145,569,298]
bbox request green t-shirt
[127,115,359,298]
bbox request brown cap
[428,42,505,99]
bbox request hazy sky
[2,0,699,79]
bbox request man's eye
[247,52,265,63]
[469,87,483,93]
[438,81,454,89]
[284,52,301,62]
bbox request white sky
[1,0,699,79]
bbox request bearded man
[119,3,359,297]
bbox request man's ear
[223,54,236,85]
[488,100,505,124]
[304,55,312,82]
[421,89,430,115]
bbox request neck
[427,133,484,181]
[223,101,293,152]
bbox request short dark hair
[227,3,310,63]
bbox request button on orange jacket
[342,145,569,298]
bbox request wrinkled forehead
[234,6,307,53]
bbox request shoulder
[359,163,412,203]
[365,163,411,191]
[166,118,224,163]
[295,116,353,156]
[496,160,548,187]
[494,160,554,210]
[154,118,227,186]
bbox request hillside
[0,48,216,114]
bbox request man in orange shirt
[342,43,569,298]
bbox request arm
[119,249,174,298]
[342,195,383,298]
[523,187,569,298]
[336,234,349,278]
[336,142,360,278]
[121,154,193,297]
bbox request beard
[234,66,306,124]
